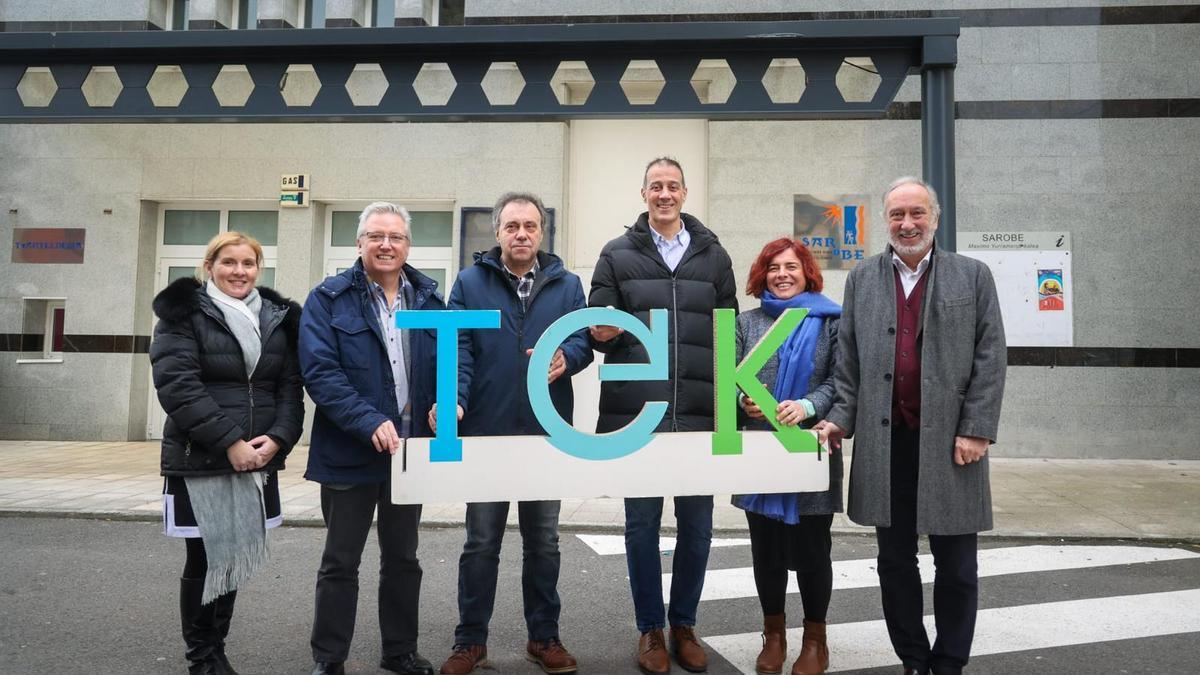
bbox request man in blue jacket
[432,192,592,675]
[299,202,443,675]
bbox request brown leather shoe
[756,614,787,674]
[790,620,829,675]
[637,629,669,675]
[526,638,578,674]
[670,625,709,673]
[439,645,487,675]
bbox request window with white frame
[20,298,66,362]
[157,204,280,290]
[323,203,454,291]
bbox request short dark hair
[492,192,549,233]
[643,156,686,188]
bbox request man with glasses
[299,202,444,675]
[433,192,592,675]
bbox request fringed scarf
[184,281,269,604]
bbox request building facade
[1,0,1197,458]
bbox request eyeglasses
[361,232,410,245]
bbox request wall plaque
[12,228,86,264]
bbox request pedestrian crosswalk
[682,544,1199,602]
[705,589,1200,674]
[576,534,1200,673]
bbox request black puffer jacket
[589,213,738,433]
[151,277,304,477]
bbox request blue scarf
[734,291,841,525]
[760,291,842,403]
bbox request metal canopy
[0,18,960,248]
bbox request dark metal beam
[921,35,957,252]
[0,19,959,123]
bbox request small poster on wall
[1037,269,1065,311]
[960,232,1073,347]
[793,194,870,270]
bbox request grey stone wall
[0,122,566,441]
[465,0,1193,18]
[0,0,167,23]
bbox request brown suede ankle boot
[790,620,828,675]
[755,614,787,674]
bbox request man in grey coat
[815,177,1006,675]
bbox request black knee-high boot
[180,577,221,675]
[212,590,239,675]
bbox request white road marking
[675,545,1200,602]
[576,533,752,556]
[704,588,1200,674]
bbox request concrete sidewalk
[0,440,1196,541]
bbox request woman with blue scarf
[733,237,842,675]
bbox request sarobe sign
[390,307,830,504]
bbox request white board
[960,231,1073,347]
[392,431,830,504]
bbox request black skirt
[162,473,282,538]
[746,510,834,572]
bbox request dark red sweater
[892,265,929,430]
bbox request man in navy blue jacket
[299,202,443,675]
[432,192,592,675]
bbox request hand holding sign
[526,348,567,383]
[740,396,766,420]
[812,419,844,452]
[589,324,624,342]
[428,403,464,434]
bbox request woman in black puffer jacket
[150,232,303,675]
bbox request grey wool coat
[734,307,843,515]
[826,246,1006,535]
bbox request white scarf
[205,280,262,377]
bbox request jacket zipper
[670,275,679,432]
[247,382,255,443]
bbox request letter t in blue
[394,310,500,462]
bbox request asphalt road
[1,516,1198,674]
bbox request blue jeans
[454,500,562,645]
[624,495,714,633]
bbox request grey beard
[890,232,934,259]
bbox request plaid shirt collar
[503,260,538,307]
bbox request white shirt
[891,248,932,299]
[650,222,690,272]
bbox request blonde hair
[198,231,264,281]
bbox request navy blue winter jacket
[299,260,444,484]
[450,248,593,436]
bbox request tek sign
[391,308,830,504]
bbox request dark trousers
[455,500,562,645]
[876,426,978,675]
[745,511,834,621]
[625,495,713,633]
[311,482,423,663]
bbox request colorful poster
[1038,269,1065,311]
[793,194,869,270]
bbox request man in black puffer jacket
[588,157,737,675]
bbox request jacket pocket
[330,315,374,369]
